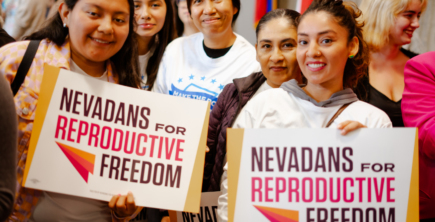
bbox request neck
[138,35,154,55]
[71,52,105,78]
[203,28,236,49]
[371,42,402,62]
[183,23,199,36]
[304,80,344,103]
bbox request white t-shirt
[152,32,261,110]
[139,50,153,90]
[30,60,112,222]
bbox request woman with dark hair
[217,0,392,221]
[174,0,199,37]
[134,0,176,90]
[152,0,260,110]
[0,0,141,220]
[204,8,301,193]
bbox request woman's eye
[283,43,294,48]
[88,11,98,17]
[151,3,161,7]
[134,4,140,9]
[193,0,202,4]
[298,40,307,46]
[261,44,271,49]
[321,39,332,44]
[115,18,125,23]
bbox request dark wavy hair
[255,9,300,42]
[174,0,184,37]
[298,0,369,89]
[186,0,240,25]
[26,0,141,88]
[144,0,176,90]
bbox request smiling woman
[152,0,261,112]
[354,0,427,127]
[0,0,143,221]
[217,2,393,219]
[133,0,175,90]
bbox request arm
[402,52,435,160]
[217,162,228,222]
[0,75,17,221]
[152,54,169,94]
[204,84,233,191]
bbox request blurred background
[234,0,434,53]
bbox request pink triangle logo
[254,205,299,222]
[56,142,96,183]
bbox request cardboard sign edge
[227,128,245,222]
[406,128,419,221]
[183,101,211,213]
[22,64,61,186]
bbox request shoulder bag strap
[10,40,41,96]
[325,102,354,128]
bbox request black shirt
[355,48,417,127]
[203,41,232,59]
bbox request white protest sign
[227,128,418,222]
[23,65,209,212]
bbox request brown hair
[299,0,369,88]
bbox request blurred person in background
[134,0,175,91]
[174,0,198,37]
[402,51,435,221]
[8,0,51,39]
[355,0,427,127]
[0,68,17,221]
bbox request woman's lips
[306,62,326,72]
[139,23,155,29]
[203,18,220,24]
[270,66,287,72]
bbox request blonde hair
[358,0,427,51]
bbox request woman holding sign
[152,0,261,109]
[218,0,392,220]
[0,0,141,220]
[204,9,301,192]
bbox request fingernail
[128,191,132,194]
[118,194,121,196]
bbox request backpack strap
[326,102,354,128]
[10,40,41,96]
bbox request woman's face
[62,0,130,63]
[178,0,193,24]
[256,18,300,88]
[297,11,358,88]
[389,0,422,46]
[190,0,237,36]
[134,0,167,38]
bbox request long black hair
[144,0,176,90]
[26,0,141,88]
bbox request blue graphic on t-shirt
[169,84,218,109]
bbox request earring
[349,55,355,59]
[63,23,67,28]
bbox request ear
[255,43,260,62]
[233,6,238,16]
[348,36,359,58]
[59,3,72,27]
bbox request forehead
[258,18,297,39]
[76,0,130,14]
[298,11,348,36]
[403,0,423,12]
